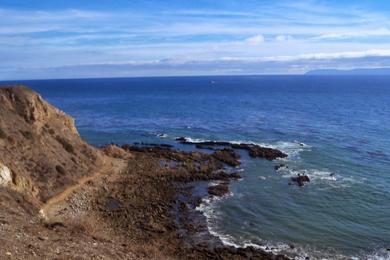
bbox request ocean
[3,75,390,259]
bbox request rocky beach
[0,86,289,259]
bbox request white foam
[365,249,390,260]
[154,132,168,138]
[279,168,360,189]
[195,195,359,260]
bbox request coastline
[2,85,388,259]
[0,86,289,259]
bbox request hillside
[0,86,105,203]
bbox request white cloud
[245,34,265,45]
[313,28,390,40]
[275,35,294,42]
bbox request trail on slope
[39,156,127,220]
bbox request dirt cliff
[0,86,104,203]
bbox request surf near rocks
[175,137,288,161]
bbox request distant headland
[306,68,390,75]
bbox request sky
[1,0,390,80]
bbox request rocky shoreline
[100,143,289,259]
[0,86,289,259]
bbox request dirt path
[39,156,127,220]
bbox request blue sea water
[3,75,390,259]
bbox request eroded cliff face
[0,86,103,202]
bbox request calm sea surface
[3,76,390,259]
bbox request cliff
[0,86,104,202]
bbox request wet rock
[212,148,241,167]
[176,138,287,161]
[236,144,287,160]
[208,182,230,196]
[213,171,242,181]
[175,137,187,142]
[134,142,173,149]
[291,174,310,187]
[195,144,217,150]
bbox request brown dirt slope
[0,85,104,203]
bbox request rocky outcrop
[291,174,310,187]
[176,137,287,160]
[211,148,241,167]
[102,144,133,159]
[208,182,230,196]
[0,86,104,202]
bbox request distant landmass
[306,68,390,75]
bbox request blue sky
[1,0,390,79]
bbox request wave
[151,132,168,138]
[276,167,360,189]
[195,195,353,260]
[365,248,390,260]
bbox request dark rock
[176,138,287,161]
[212,148,241,167]
[195,144,217,150]
[214,171,242,181]
[175,137,187,142]
[291,174,310,187]
[208,182,230,196]
[229,172,242,179]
